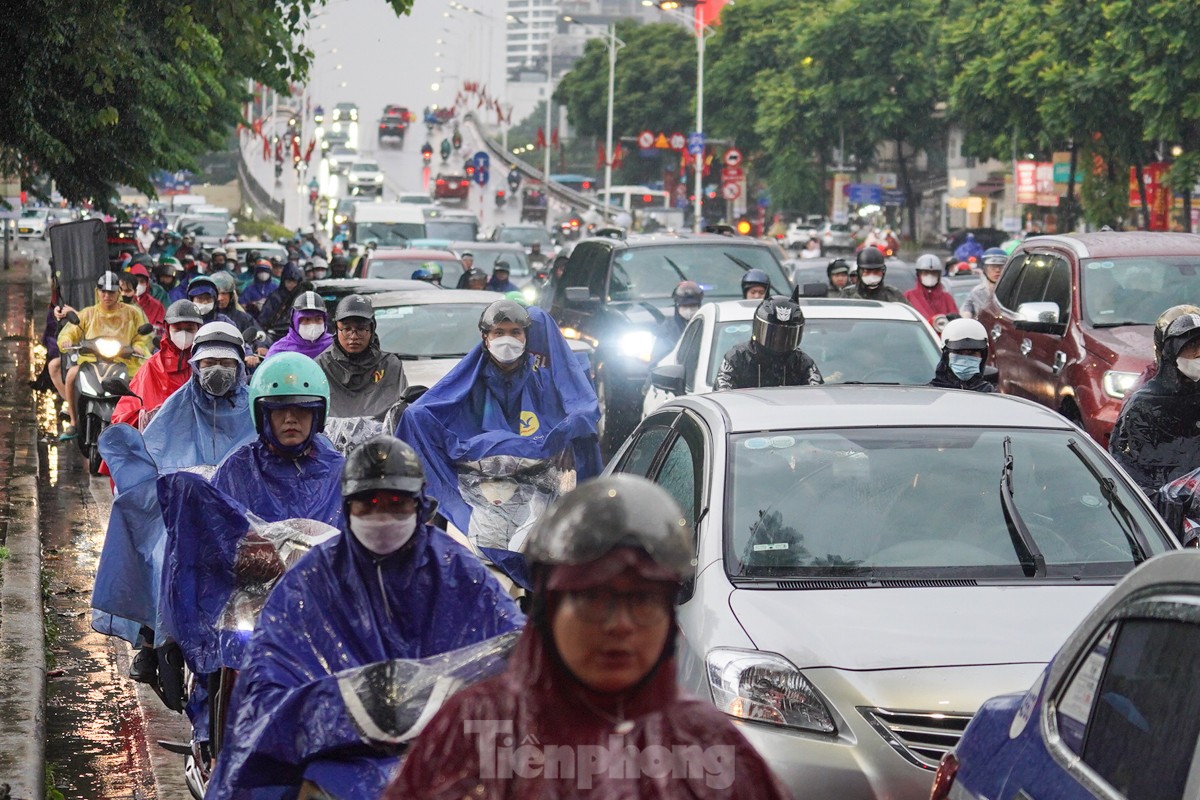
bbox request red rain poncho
[111,334,191,428]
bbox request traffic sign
[721,183,741,200]
[724,148,743,167]
[638,130,655,149]
[669,132,687,151]
[687,132,705,156]
[720,166,744,184]
[475,167,489,186]
[472,150,490,171]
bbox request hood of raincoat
[386,621,791,800]
[140,368,257,471]
[205,519,525,800]
[265,308,334,359]
[210,435,346,529]
[315,337,409,419]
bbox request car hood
[729,584,1110,670]
[398,357,462,388]
[1083,323,1153,367]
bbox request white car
[348,160,384,196]
[608,386,1177,800]
[820,221,857,251]
[785,215,825,248]
[17,208,50,239]
[643,297,942,418]
[225,240,289,267]
[326,145,358,175]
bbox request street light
[561,15,625,214]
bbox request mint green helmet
[248,352,330,437]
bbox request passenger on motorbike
[387,475,790,799]
[119,268,166,337]
[905,254,959,329]
[112,300,203,428]
[264,291,333,359]
[315,294,409,420]
[206,434,524,800]
[52,272,154,441]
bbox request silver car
[607,386,1176,800]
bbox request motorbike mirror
[101,377,138,399]
[65,310,81,326]
[136,323,155,336]
[242,327,266,343]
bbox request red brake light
[583,181,591,189]
[436,179,446,186]
[460,180,468,187]
[642,194,652,203]
[929,753,958,800]
[570,220,579,228]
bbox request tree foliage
[0,0,411,209]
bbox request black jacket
[928,352,995,393]
[715,341,823,391]
[841,283,910,304]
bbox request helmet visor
[753,317,803,353]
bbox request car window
[1011,253,1057,308]
[993,255,1026,310]
[652,418,704,528]
[1043,257,1072,321]
[678,319,704,392]
[1056,617,1200,800]
[1081,256,1200,327]
[367,258,459,280]
[615,424,673,476]
[605,244,788,302]
[560,243,609,300]
[374,303,484,357]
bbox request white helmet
[941,318,988,352]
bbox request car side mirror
[1014,302,1065,334]
[650,363,685,395]
[101,377,138,398]
[800,282,828,298]
[564,286,595,305]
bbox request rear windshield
[609,244,789,301]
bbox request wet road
[17,241,190,799]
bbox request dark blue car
[933,551,1200,800]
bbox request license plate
[18,227,31,233]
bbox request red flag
[613,142,624,168]
[536,127,546,148]
[252,117,264,137]
[291,136,301,162]
[551,128,559,147]
[702,152,713,177]
[477,94,484,109]
[304,139,316,164]
[275,139,283,161]
[596,142,605,170]
[263,136,270,161]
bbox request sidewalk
[0,251,46,800]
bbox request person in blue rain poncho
[92,322,257,686]
[264,290,333,360]
[205,434,524,800]
[396,300,601,588]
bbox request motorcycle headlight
[521,285,539,304]
[1102,370,1139,399]
[618,330,656,363]
[95,338,122,359]
[706,649,837,734]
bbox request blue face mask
[948,353,982,380]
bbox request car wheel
[595,369,634,459]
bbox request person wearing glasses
[314,294,409,419]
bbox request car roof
[448,241,525,252]
[367,248,459,260]
[1020,231,1200,258]
[369,288,498,306]
[665,385,1073,434]
[312,279,434,294]
[705,297,931,324]
[585,232,777,249]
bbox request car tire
[595,369,635,459]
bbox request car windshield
[367,257,460,280]
[425,220,477,240]
[179,220,224,237]
[726,427,1169,580]
[708,318,940,386]
[497,227,554,249]
[21,209,45,218]
[352,162,379,173]
[1082,256,1200,326]
[331,147,355,157]
[609,244,789,301]
[374,303,484,357]
[357,222,424,247]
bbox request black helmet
[1163,312,1200,362]
[97,271,120,292]
[164,299,203,326]
[479,298,531,332]
[740,269,771,296]
[246,249,261,266]
[1154,305,1200,360]
[522,474,695,578]
[826,259,850,279]
[292,290,325,313]
[335,293,374,322]
[672,280,704,306]
[463,267,487,285]
[342,435,425,498]
[856,247,886,271]
[752,296,805,353]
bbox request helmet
[97,271,120,292]
[1154,305,1200,359]
[210,271,237,295]
[190,321,246,363]
[155,261,177,279]
[826,259,850,279]
[341,435,425,498]
[253,260,273,275]
[335,294,374,322]
[330,254,349,272]
[752,296,805,353]
[463,267,487,285]
[1163,313,1200,361]
[292,290,326,314]
[211,247,226,257]
[981,248,1008,267]
[425,263,443,281]
[941,318,989,354]
[671,280,704,306]
[856,247,886,271]
[493,260,511,274]
[247,352,330,436]
[915,254,942,273]
[246,249,261,265]
[740,269,771,295]
[186,275,218,299]
[160,256,184,273]
[522,474,695,579]
[479,298,530,332]
[411,268,434,281]
[164,299,203,326]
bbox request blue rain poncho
[141,368,257,471]
[211,435,346,529]
[396,307,601,579]
[205,520,525,800]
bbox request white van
[350,203,427,247]
[598,185,685,230]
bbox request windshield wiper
[1066,438,1149,564]
[662,256,688,282]
[1091,320,1146,328]
[1001,436,1047,577]
[724,253,756,273]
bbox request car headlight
[1102,370,1139,399]
[521,285,539,303]
[373,175,383,183]
[350,110,358,121]
[706,648,837,734]
[618,330,656,363]
[332,121,342,133]
[334,214,347,224]
[95,338,122,359]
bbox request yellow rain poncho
[57,296,154,376]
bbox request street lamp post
[544,40,553,184]
[603,25,625,215]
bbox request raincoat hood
[210,436,346,529]
[141,369,257,471]
[315,335,409,419]
[111,333,192,428]
[265,309,334,359]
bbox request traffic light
[465,163,476,178]
[736,219,753,235]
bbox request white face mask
[919,273,940,288]
[299,322,326,341]
[678,305,697,321]
[193,301,214,316]
[488,335,525,364]
[860,273,883,287]
[350,514,417,555]
[1178,356,1200,382]
[135,283,147,296]
[170,330,195,350]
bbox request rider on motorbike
[904,253,959,330]
[52,271,154,441]
[112,300,203,428]
[264,290,333,359]
[315,294,409,420]
[421,141,433,164]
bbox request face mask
[121,294,135,304]
[199,364,237,397]
[298,322,326,341]
[488,335,525,364]
[170,330,195,350]
[312,270,328,280]
[948,353,982,380]
[860,273,883,287]
[350,514,417,556]
[194,301,214,316]
[919,274,940,288]
[1178,356,1200,382]
[135,283,147,296]
[256,272,271,283]
[678,306,697,321]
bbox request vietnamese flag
[536,127,546,149]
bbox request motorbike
[494,189,506,209]
[61,311,153,474]
[439,138,452,163]
[421,148,432,166]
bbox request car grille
[859,707,973,770]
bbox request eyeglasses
[563,588,674,628]
[337,324,371,335]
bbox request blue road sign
[472,151,490,172]
[687,132,705,156]
[847,183,882,205]
[475,167,489,186]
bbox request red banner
[1035,163,1058,207]
[1015,161,1038,204]
[1129,162,1171,230]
